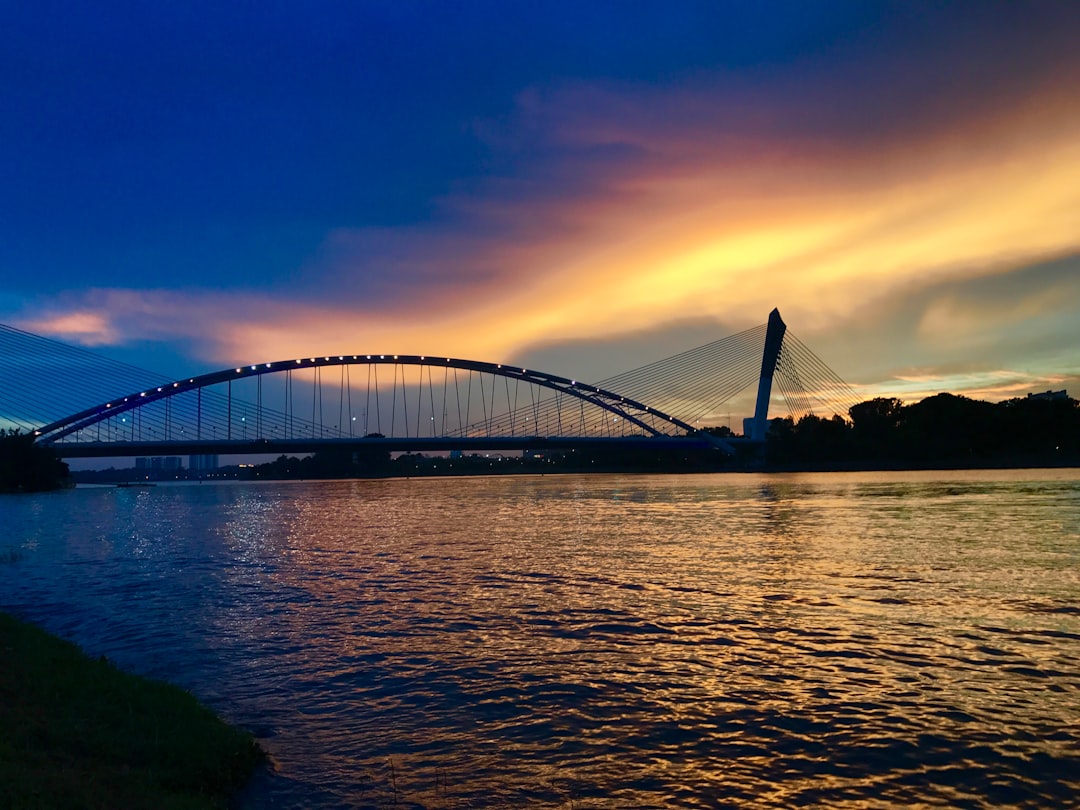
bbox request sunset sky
[3,2,1079,420]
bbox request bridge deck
[51,435,753,458]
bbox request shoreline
[69,455,1080,486]
[0,611,264,809]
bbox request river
[2,470,1079,808]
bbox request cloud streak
[11,6,1080,413]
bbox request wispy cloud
[9,12,1080,408]
[22,311,119,346]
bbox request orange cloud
[275,72,1080,366]
[22,311,119,346]
[872,370,1076,406]
[13,65,1080,408]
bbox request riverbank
[72,453,1080,485]
[0,611,263,809]
[759,453,1080,474]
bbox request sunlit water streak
[2,470,1079,808]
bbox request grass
[0,611,264,810]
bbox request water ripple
[1,471,1079,808]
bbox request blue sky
[3,1,1079,417]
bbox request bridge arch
[34,353,710,447]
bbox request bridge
[1,309,859,461]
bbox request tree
[0,430,71,493]
[765,391,1079,467]
[898,393,997,460]
[848,397,903,458]
[703,425,735,439]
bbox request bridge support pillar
[747,308,786,442]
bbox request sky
[3,1,1079,422]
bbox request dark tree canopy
[1,430,71,492]
[768,393,1079,467]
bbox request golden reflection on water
[1,470,1078,808]
[164,472,1080,807]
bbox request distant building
[134,456,183,474]
[1027,390,1068,401]
[189,454,219,472]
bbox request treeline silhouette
[12,391,1079,490]
[767,392,1079,467]
[249,444,727,479]
[0,429,71,492]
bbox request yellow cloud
[432,116,1080,358]
[18,75,1080,403]
[206,109,1079,381]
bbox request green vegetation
[768,391,1080,467]
[0,430,71,493]
[0,611,263,810]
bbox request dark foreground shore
[0,611,263,810]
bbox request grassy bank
[0,611,263,810]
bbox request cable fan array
[0,323,169,433]
[586,324,861,427]
[774,332,862,422]
[1,316,862,442]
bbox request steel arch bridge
[8,308,861,460]
[33,353,735,458]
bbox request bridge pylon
[747,307,786,442]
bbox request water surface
[2,470,1079,807]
